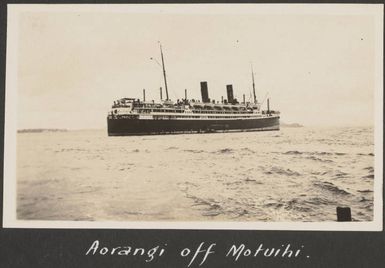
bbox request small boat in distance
[107,44,280,136]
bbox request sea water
[16,127,374,222]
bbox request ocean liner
[107,45,280,136]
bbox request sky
[11,5,382,129]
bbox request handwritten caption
[86,240,310,266]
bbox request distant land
[17,128,68,133]
[280,122,304,128]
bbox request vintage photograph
[3,4,383,229]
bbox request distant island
[17,128,68,133]
[280,122,304,128]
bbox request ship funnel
[226,84,234,104]
[200,81,210,103]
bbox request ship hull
[107,116,280,136]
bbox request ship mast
[251,64,257,104]
[159,43,169,101]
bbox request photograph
[3,4,383,230]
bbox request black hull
[107,116,280,136]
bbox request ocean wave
[266,166,301,176]
[309,170,349,178]
[359,197,371,202]
[357,153,374,156]
[357,189,373,193]
[314,151,334,156]
[282,150,336,156]
[187,195,224,217]
[201,211,222,217]
[243,177,262,184]
[214,148,234,154]
[183,149,205,154]
[334,171,348,178]
[284,198,313,212]
[283,150,303,155]
[54,148,87,153]
[363,166,374,172]
[240,147,256,154]
[305,197,334,205]
[305,156,333,163]
[311,171,331,176]
[263,202,284,209]
[224,180,242,186]
[313,181,351,195]
[361,166,374,179]
[230,209,250,218]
